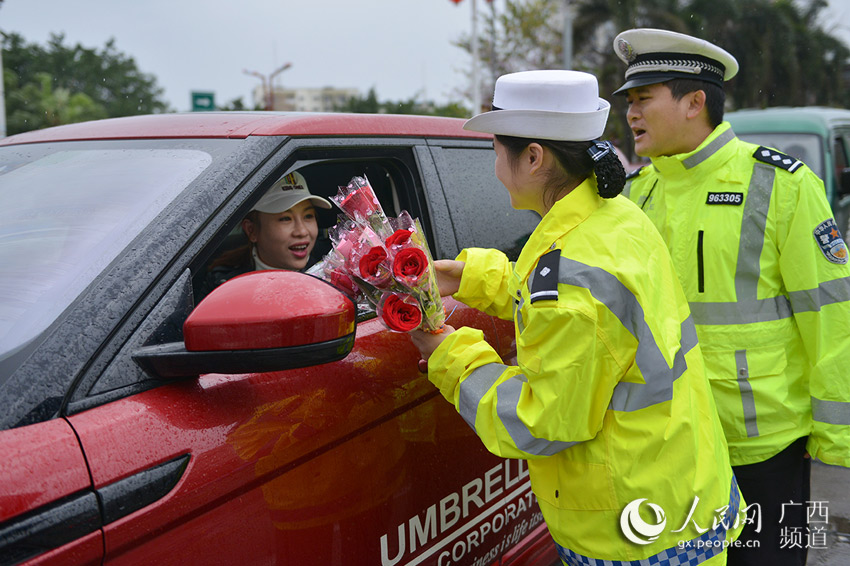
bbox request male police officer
[613,28,850,565]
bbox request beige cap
[251,171,332,213]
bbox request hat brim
[613,71,725,95]
[463,100,611,142]
[613,75,673,95]
[253,195,333,214]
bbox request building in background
[253,85,360,112]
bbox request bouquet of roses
[315,175,446,333]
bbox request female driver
[410,70,742,565]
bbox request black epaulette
[625,166,644,180]
[753,146,803,173]
[529,249,561,304]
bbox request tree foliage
[453,0,850,153]
[335,87,470,118]
[2,32,169,135]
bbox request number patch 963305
[706,192,744,205]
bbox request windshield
[736,132,824,179]
[0,144,212,359]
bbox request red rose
[381,293,423,332]
[386,229,412,248]
[392,247,427,284]
[359,246,388,278]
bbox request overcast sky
[3,0,850,113]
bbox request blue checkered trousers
[556,477,741,566]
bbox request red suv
[0,113,558,565]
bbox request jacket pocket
[703,346,793,441]
[530,456,617,511]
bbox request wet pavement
[806,461,850,565]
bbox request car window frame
[67,135,451,417]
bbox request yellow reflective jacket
[427,179,741,563]
[625,122,850,468]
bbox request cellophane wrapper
[317,176,445,333]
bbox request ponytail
[587,141,626,199]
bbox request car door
[60,136,552,566]
[0,136,281,566]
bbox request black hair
[667,79,726,128]
[495,135,626,209]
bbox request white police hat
[463,70,610,141]
[612,28,739,94]
[251,171,332,214]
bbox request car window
[430,145,539,261]
[0,145,212,368]
[736,132,824,179]
[193,157,412,310]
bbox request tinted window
[0,146,212,363]
[432,145,538,260]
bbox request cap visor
[613,75,672,95]
[463,102,610,142]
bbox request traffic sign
[191,91,215,112]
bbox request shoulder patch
[530,249,561,304]
[625,166,644,180]
[753,146,803,173]
[813,218,848,264]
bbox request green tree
[454,0,850,158]
[217,97,262,111]
[335,87,470,118]
[2,32,169,135]
[6,72,107,132]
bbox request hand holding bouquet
[316,175,446,333]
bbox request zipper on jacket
[697,230,705,293]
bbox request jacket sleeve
[453,247,515,321]
[426,298,623,460]
[777,170,850,467]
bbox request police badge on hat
[813,218,849,265]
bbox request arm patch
[530,250,561,304]
[753,146,803,173]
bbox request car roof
[0,111,493,145]
[727,106,850,138]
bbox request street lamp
[243,62,293,111]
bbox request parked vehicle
[0,113,558,566]
[727,106,850,235]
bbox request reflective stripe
[735,350,760,437]
[496,375,581,456]
[689,295,792,325]
[458,363,503,430]
[556,476,740,566]
[458,363,579,456]
[683,127,736,169]
[736,163,775,301]
[528,257,697,412]
[689,162,783,326]
[812,397,850,426]
[789,277,850,313]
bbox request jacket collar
[649,121,737,178]
[514,178,601,278]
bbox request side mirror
[133,271,355,378]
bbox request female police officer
[410,70,742,564]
